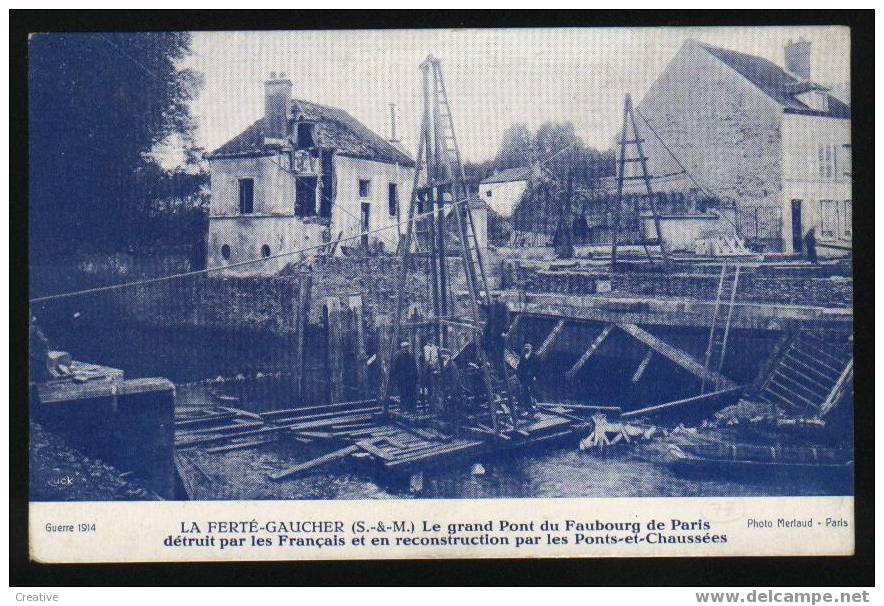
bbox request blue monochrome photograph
[28,28,854,504]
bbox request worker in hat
[422,338,441,412]
[440,348,466,431]
[391,340,418,413]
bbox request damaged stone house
[205,74,415,275]
[634,38,851,255]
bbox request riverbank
[29,422,162,501]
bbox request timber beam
[504,313,522,343]
[565,324,614,380]
[501,292,852,333]
[617,323,736,389]
[631,349,654,383]
[536,319,567,358]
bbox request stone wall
[637,40,785,249]
[614,271,852,308]
[331,155,414,254]
[305,254,463,323]
[507,263,853,309]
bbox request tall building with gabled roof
[634,38,851,254]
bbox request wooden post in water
[293,272,312,402]
[407,302,427,410]
[349,294,368,398]
[325,296,344,403]
[376,313,393,416]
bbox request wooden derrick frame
[610,94,672,272]
[380,56,502,437]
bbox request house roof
[209,99,414,166]
[481,166,532,185]
[698,42,850,119]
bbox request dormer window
[296,121,316,149]
[796,90,829,113]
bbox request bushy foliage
[29,32,205,256]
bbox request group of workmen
[389,294,539,430]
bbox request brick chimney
[264,72,292,140]
[785,38,811,81]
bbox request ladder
[700,263,741,394]
[610,94,671,272]
[380,55,503,438]
[433,63,491,302]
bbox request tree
[29,32,203,256]
[498,121,616,241]
[493,123,533,171]
[462,160,495,187]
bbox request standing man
[440,349,466,430]
[515,343,538,416]
[804,226,818,264]
[29,316,51,381]
[481,292,511,378]
[391,341,418,414]
[422,338,441,412]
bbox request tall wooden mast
[380,56,499,437]
[610,94,672,272]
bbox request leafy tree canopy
[493,123,534,171]
[29,32,204,255]
[470,121,615,189]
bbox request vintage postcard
[27,25,855,563]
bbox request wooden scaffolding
[380,55,502,436]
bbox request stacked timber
[174,398,589,484]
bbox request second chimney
[785,38,811,81]
[265,72,292,140]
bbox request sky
[182,26,850,166]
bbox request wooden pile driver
[610,94,672,272]
[380,55,506,438]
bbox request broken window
[320,175,333,218]
[388,183,398,217]
[238,178,254,214]
[359,179,371,198]
[295,176,317,217]
[261,244,271,258]
[220,244,231,260]
[297,122,315,149]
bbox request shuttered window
[388,183,398,217]
[238,178,254,214]
[819,200,837,239]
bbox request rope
[30,141,581,305]
[634,107,746,237]
[29,192,473,304]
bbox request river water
[42,322,851,499]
